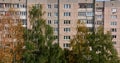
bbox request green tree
[48,44,66,63]
[70,21,120,63]
[88,27,120,63]
[23,5,66,63]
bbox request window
[78,3,93,8]
[79,19,93,24]
[64,28,70,32]
[78,3,87,8]
[111,15,117,19]
[54,4,58,8]
[63,43,70,48]
[111,28,117,32]
[22,19,27,25]
[78,12,93,16]
[87,20,93,24]
[54,20,58,24]
[48,20,51,24]
[96,7,103,12]
[54,12,58,17]
[78,12,86,16]
[111,22,117,25]
[87,3,93,8]
[48,4,51,8]
[5,3,11,8]
[20,4,26,8]
[13,4,19,8]
[64,36,70,40]
[96,15,103,18]
[20,11,26,16]
[54,35,58,39]
[111,8,117,13]
[54,28,58,32]
[96,21,103,25]
[86,12,93,16]
[0,3,4,8]
[64,4,71,9]
[48,12,51,17]
[64,20,71,24]
[112,35,116,38]
[64,12,71,16]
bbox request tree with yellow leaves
[0,8,24,63]
[69,21,90,63]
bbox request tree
[23,5,51,62]
[70,22,90,63]
[0,8,24,63]
[70,21,120,63]
[29,5,45,26]
[23,5,66,63]
[88,27,120,63]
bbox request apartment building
[28,0,92,48]
[104,1,120,56]
[0,0,94,49]
[0,0,27,48]
[27,0,94,48]
[94,0,120,56]
[95,1,104,29]
[0,0,120,56]
[0,0,27,27]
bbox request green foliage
[23,4,120,63]
[23,5,65,63]
[69,23,120,63]
[29,4,45,25]
[88,27,120,63]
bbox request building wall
[59,1,78,48]
[0,0,27,27]
[95,0,120,56]
[0,0,94,48]
[95,1,104,30]
[27,0,94,48]
[0,0,27,48]
[59,0,93,48]
[104,1,120,56]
